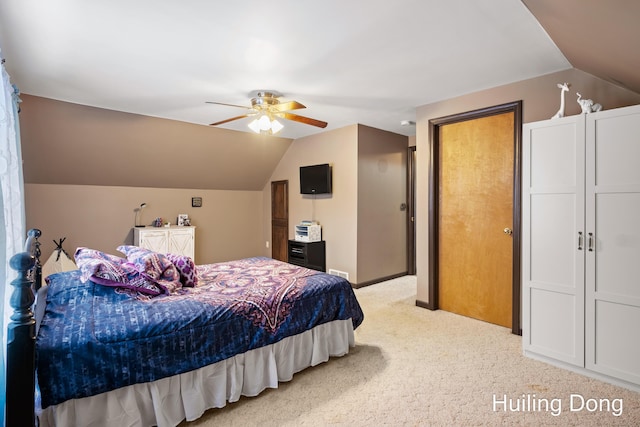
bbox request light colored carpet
[181,275,640,426]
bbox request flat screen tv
[300,163,332,194]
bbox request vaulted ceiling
[0,1,637,139]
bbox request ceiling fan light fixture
[258,114,272,131]
[248,114,284,135]
[270,119,283,134]
[248,118,261,133]
[210,91,326,133]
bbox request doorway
[271,180,289,262]
[428,102,522,335]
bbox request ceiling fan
[206,91,327,135]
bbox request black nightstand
[288,240,326,272]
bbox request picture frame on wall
[177,214,189,226]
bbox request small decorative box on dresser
[134,226,196,261]
[288,240,326,272]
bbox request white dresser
[522,104,640,390]
[133,226,196,261]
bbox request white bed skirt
[38,319,354,427]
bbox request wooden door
[271,180,289,262]
[431,104,521,330]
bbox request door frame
[426,101,523,335]
[407,146,417,275]
[270,180,289,262]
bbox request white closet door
[586,104,640,384]
[522,115,585,366]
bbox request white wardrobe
[522,104,640,390]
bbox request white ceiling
[0,0,575,139]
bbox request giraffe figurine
[551,82,570,119]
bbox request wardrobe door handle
[588,232,594,252]
[578,232,583,251]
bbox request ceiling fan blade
[210,114,250,126]
[279,112,328,128]
[271,100,306,113]
[206,101,250,109]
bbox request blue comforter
[36,257,364,408]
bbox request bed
[5,229,364,427]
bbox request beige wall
[414,68,640,305]
[26,184,265,264]
[262,125,360,281]
[19,95,293,190]
[262,124,409,285]
[357,125,408,283]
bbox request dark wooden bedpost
[6,228,41,427]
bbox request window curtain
[0,51,26,427]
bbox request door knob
[503,227,513,235]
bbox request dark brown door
[429,102,522,334]
[271,180,289,262]
[407,146,417,275]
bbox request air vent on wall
[328,269,349,281]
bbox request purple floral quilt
[36,257,364,408]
